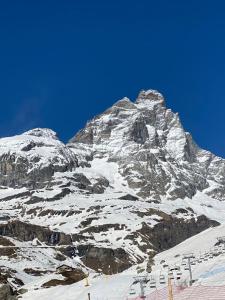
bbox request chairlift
[176,270,182,280]
[184,265,189,270]
[129,288,135,295]
[168,271,174,279]
[159,274,166,284]
[163,264,168,268]
[150,282,156,288]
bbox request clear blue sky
[0,0,224,157]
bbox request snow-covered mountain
[69,89,225,201]
[0,89,225,298]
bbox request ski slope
[21,224,225,300]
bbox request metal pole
[140,280,145,299]
[88,293,91,300]
[168,278,173,300]
[183,254,194,286]
[187,257,193,286]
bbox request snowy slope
[20,225,225,299]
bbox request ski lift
[184,265,189,270]
[149,275,156,288]
[168,271,174,279]
[159,274,166,284]
[150,282,156,288]
[129,288,135,295]
[174,265,180,271]
[163,264,168,268]
[191,261,196,266]
[176,270,182,280]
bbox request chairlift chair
[168,271,174,279]
[176,270,182,280]
[150,282,156,288]
[150,276,156,288]
[129,288,135,295]
[159,274,166,284]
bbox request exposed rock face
[77,245,132,274]
[0,285,17,300]
[42,266,86,287]
[0,221,72,245]
[69,90,225,201]
[0,128,78,189]
[135,214,219,253]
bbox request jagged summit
[112,97,136,110]
[68,89,225,201]
[136,89,165,105]
[23,128,58,139]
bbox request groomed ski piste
[19,223,225,300]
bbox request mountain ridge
[0,89,224,292]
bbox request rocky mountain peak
[23,128,58,140]
[135,89,165,106]
[68,89,225,201]
[112,97,136,110]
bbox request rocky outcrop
[0,221,72,245]
[141,214,219,253]
[42,266,86,287]
[77,245,132,274]
[0,128,78,189]
[0,285,17,300]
